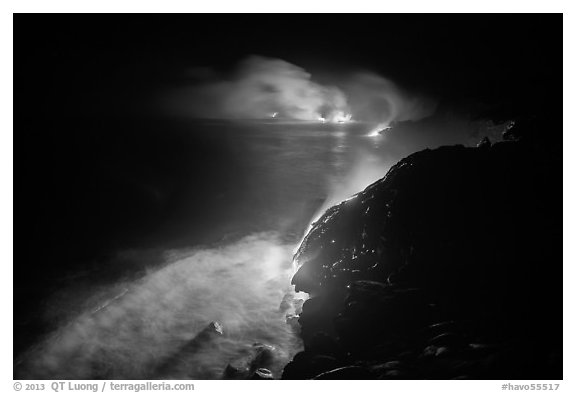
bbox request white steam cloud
[17,233,304,379]
[163,56,436,126]
[168,56,350,122]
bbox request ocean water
[15,118,473,379]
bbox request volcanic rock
[312,366,373,380]
[154,321,224,378]
[282,351,341,380]
[251,368,274,380]
[285,132,562,379]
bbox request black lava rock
[287,136,561,379]
[251,368,274,380]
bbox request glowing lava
[317,111,352,124]
[331,112,353,123]
[368,123,392,137]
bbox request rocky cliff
[284,124,562,379]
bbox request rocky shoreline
[282,120,562,379]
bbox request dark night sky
[15,14,562,118]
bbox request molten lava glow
[368,123,392,137]
[317,111,352,124]
[330,112,353,123]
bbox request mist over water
[18,233,303,379]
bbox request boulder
[287,137,561,379]
[312,366,373,380]
[282,351,340,380]
[251,368,274,380]
[154,321,224,378]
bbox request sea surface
[15,118,476,379]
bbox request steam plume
[167,56,350,122]
[16,234,303,379]
[163,56,436,125]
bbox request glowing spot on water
[368,123,392,137]
[317,112,352,124]
[331,112,353,123]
